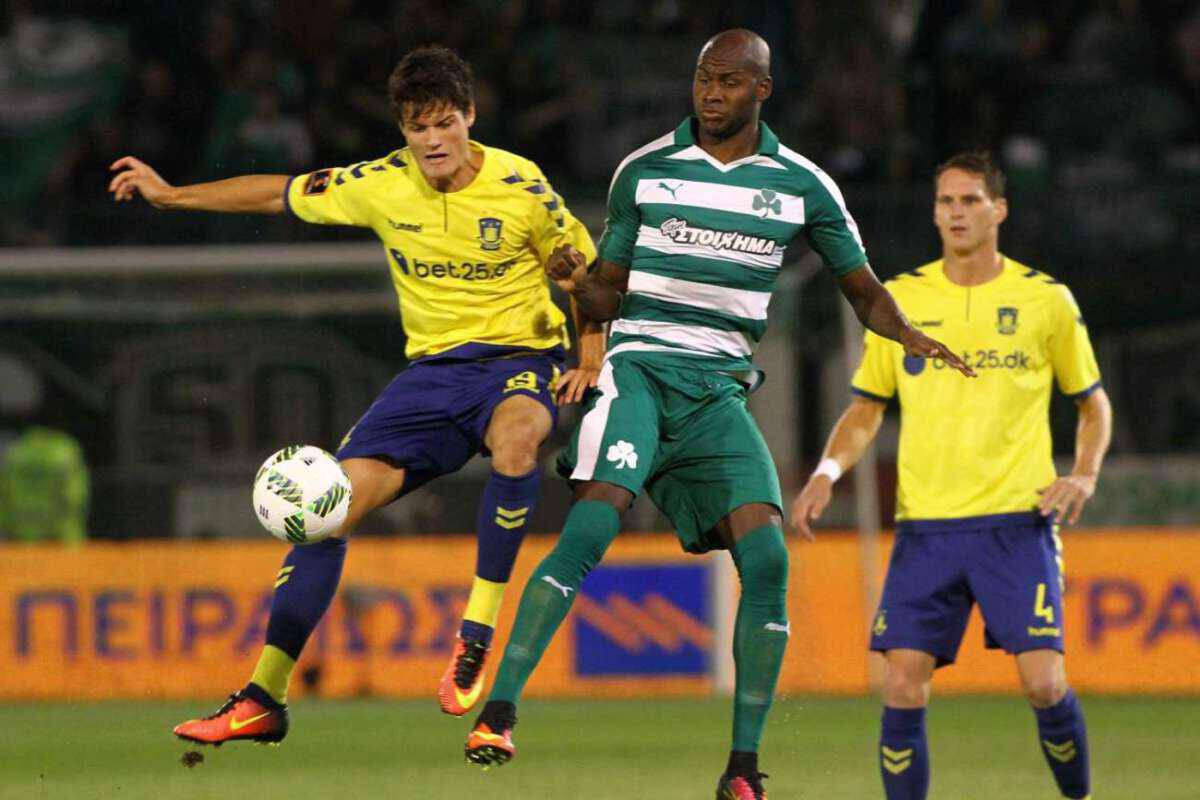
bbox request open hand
[789,476,833,542]
[555,366,600,406]
[1038,474,1096,524]
[900,327,977,378]
[108,156,174,207]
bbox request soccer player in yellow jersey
[792,152,1112,800]
[109,45,604,743]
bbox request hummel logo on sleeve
[542,576,574,597]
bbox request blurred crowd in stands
[2,0,1200,246]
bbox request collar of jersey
[930,254,1018,292]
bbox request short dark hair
[387,45,474,123]
[935,151,1006,199]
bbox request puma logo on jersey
[763,622,791,635]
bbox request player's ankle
[725,750,758,776]
[477,699,517,730]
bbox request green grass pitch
[1,696,1195,799]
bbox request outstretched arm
[108,156,288,214]
[837,265,976,377]
[790,396,886,540]
[1038,387,1112,524]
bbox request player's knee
[1023,674,1068,708]
[734,527,789,591]
[882,662,931,708]
[489,426,543,475]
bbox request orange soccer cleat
[437,636,490,716]
[173,690,289,746]
[464,720,516,769]
[717,771,770,800]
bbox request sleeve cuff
[1066,380,1102,400]
[282,175,298,219]
[851,386,892,403]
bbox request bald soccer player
[462,30,973,800]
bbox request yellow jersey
[852,256,1101,522]
[285,142,597,360]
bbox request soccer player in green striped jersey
[464,29,972,798]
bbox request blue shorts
[869,511,1065,667]
[336,345,564,499]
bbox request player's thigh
[336,364,474,500]
[556,359,660,497]
[336,456,407,536]
[968,517,1065,658]
[870,533,973,668]
[647,387,782,553]
[483,393,553,474]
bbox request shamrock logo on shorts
[606,440,638,470]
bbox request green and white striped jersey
[598,118,867,386]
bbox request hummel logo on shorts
[542,576,574,597]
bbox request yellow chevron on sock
[1043,739,1078,763]
[881,745,913,774]
[494,505,528,529]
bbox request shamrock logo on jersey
[753,189,782,217]
[606,440,638,470]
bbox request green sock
[730,524,790,752]
[488,500,620,703]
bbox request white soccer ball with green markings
[252,445,352,544]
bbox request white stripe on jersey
[774,144,865,250]
[628,271,771,320]
[634,225,784,271]
[635,178,805,225]
[570,361,619,482]
[607,131,677,198]
[610,319,755,357]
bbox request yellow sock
[462,576,507,630]
[249,644,296,704]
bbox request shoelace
[454,640,489,689]
[204,692,246,720]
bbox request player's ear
[464,103,477,128]
[756,75,773,102]
[993,196,1008,225]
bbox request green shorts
[556,352,782,553]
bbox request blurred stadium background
[2,1,1199,798]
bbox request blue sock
[264,537,347,659]
[459,468,540,645]
[474,467,540,583]
[880,706,929,800]
[1034,690,1091,799]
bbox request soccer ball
[252,445,352,544]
